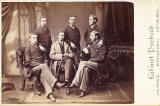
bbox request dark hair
[58,30,65,36]
[89,14,98,23]
[69,15,76,19]
[40,16,46,21]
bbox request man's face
[68,16,76,26]
[30,35,38,45]
[90,32,97,43]
[58,32,65,41]
[40,17,47,27]
[89,16,95,26]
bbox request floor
[2,75,134,104]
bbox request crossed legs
[70,61,98,97]
[32,63,64,102]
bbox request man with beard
[68,31,106,98]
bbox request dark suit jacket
[64,25,80,49]
[25,43,46,67]
[89,40,106,63]
[34,26,52,52]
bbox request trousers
[72,61,98,92]
[32,63,57,98]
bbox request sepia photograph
[2,2,134,104]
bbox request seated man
[50,31,74,91]
[25,33,64,102]
[69,31,106,98]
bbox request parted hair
[57,30,65,36]
[39,16,46,21]
[68,15,76,19]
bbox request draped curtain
[103,2,134,46]
[2,3,15,41]
[2,3,15,76]
[1,2,133,76]
[1,2,133,46]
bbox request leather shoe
[34,86,41,96]
[66,88,71,95]
[68,84,76,88]
[78,91,86,98]
[64,80,69,88]
[55,82,65,88]
[34,85,41,96]
[48,93,56,102]
[35,90,41,96]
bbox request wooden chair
[50,60,76,83]
[16,47,41,93]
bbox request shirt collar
[90,24,96,29]
[41,26,47,30]
[31,43,38,48]
[58,40,64,44]
[69,24,75,29]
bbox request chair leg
[33,76,41,96]
[19,75,26,91]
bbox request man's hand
[62,55,70,64]
[87,45,90,48]
[64,53,72,58]
[70,42,76,49]
[98,40,103,47]
[44,60,48,65]
[39,45,46,51]
[83,48,89,54]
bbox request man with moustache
[34,17,52,65]
[50,31,74,94]
[84,14,104,48]
[69,31,106,98]
[64,16,81,68]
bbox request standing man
[69,31,106,98]
[25,33,64,102]
[84,14,104,48]
[64,16,81,68]
[34,16,52,65]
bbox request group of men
[24,14,106,102]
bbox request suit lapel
[55,41,68,54]
[56,41,62,54]
[90,40,99,49]
[64,42,68,53]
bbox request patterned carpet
[2,80,134,104]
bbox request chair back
[16,47,26,68]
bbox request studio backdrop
[2,2,133,76]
